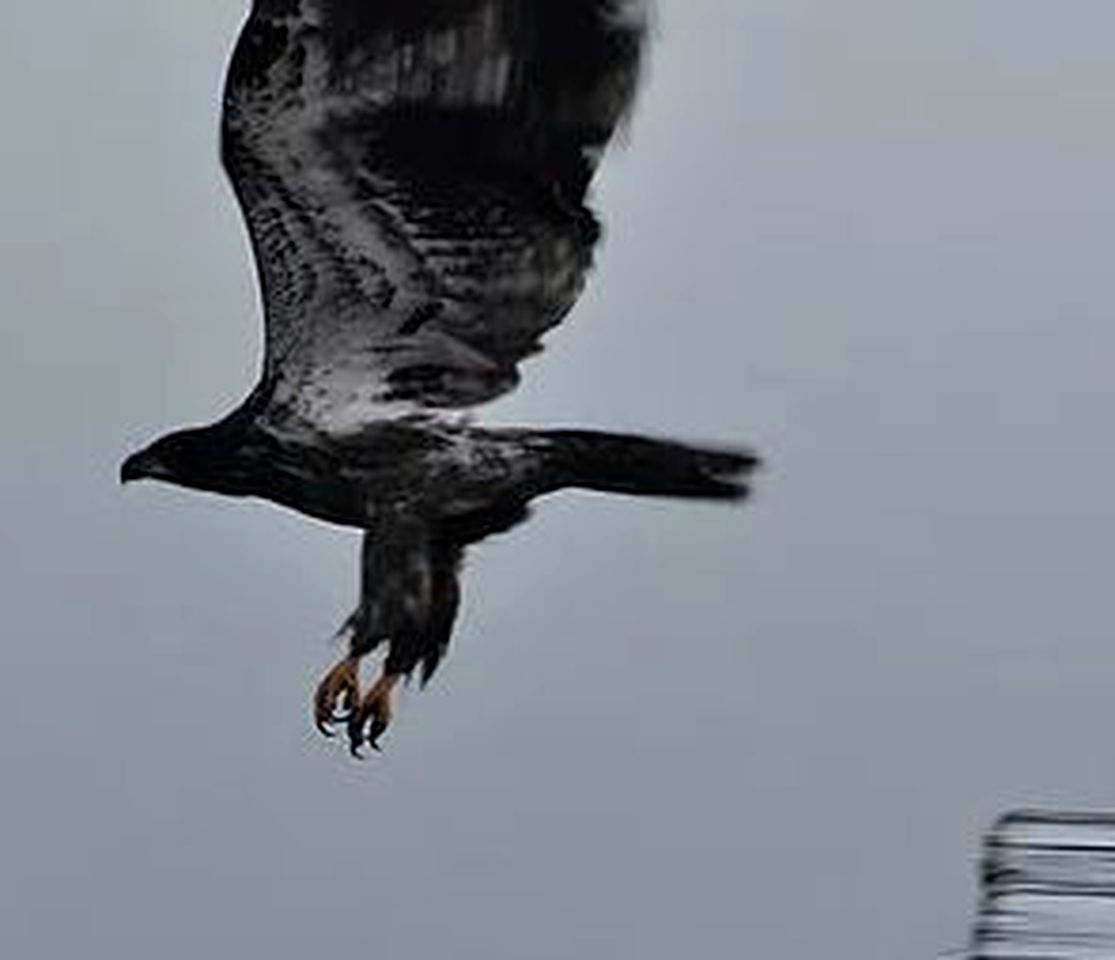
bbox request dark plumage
[122,0,758,755]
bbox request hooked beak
[120,450,161,485]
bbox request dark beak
[120,451,151,485]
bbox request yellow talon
[313,657,361,736]
[347,672,400,756]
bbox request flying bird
[122,0,758,755]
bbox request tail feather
[545,429,760,501]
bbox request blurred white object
[971,810,1115,959]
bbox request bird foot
[346,673,400,757]
[313,657,361,736]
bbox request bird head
[120,437,178,483]
[120,424,259,494]
[120,435,183,485]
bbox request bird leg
[347,671,400,757]
[313,655,362,736]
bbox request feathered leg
[313,525,422,746]
[314,517,463,755]
[345,538,464,755]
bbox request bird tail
[542,429,760,501]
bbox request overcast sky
[3,1,1115,957]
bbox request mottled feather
[222,0,646,434]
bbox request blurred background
[2,1,1114,956]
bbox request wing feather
[221,0,645,435]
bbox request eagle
[121,0,758,756]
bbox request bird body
[123,0,756,755]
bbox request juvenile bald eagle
[122,0,758,755]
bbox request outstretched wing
[222,0,646,435]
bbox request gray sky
[3,1,1115,957]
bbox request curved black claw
[346,702,388,758]
[346,677,397,758]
